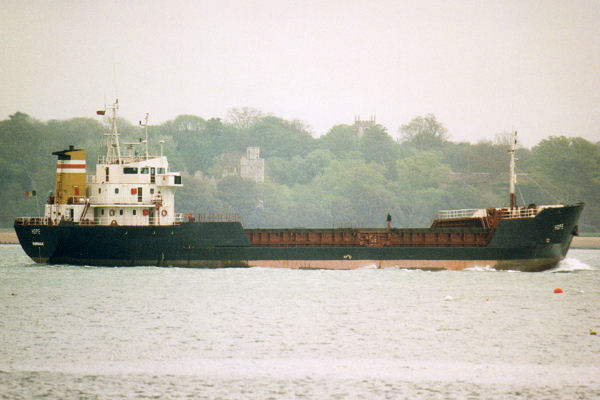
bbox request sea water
[1,244,599,399]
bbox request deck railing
[16,213,233,226]
[435,207,540,221]
[434,209,483,220]
[498,208,538,219]
[15,217,51,225]
[195,213,241,223]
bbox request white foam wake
[464,265,496,272]
[552,257,593,272]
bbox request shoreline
[0,229,17,244]
[2,228,599,249]
[570,236,600,249]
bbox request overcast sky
[2,0,599,147]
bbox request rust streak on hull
[245,258,561,271]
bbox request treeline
[1,110,599,232]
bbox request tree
[359,125,403,178]
[528,136,600,231]
[225,107,265,129]
[216,176,261,223]
[399,114,448,149]
[247,116,315,159]
[312,158,399,226]
[317,124,358,157]
[395,151,451,190]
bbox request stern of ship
[14,218,60,263]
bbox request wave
[551,257,593,272]
[463,265,497,272]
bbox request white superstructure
[44,99,183,226]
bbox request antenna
[509,130,517,209]
[112,64,119,100]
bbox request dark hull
[15,204,584,272]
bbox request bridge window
[157,168,165,174]
[115,188,119,194]
[174,176,182,185]
[141,167,149,174]
[124,167,138,174]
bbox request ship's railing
[97,155,156,164]
[194,213,241,223]
[497,207,538,219]
[80,215,183,226]
[88,193,149,204]
[80,214,236,225]
[15,217,51,226]
[66,196,87,204]
[86,174,181,187]
[436,207,540,221]
[434,209,486,220]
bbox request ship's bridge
[83,154,182,226]
[89,156,178,184]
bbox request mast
[139,112,150,160]
[509,130,517,209]
[103,99,121,164]
[144,113,149,160]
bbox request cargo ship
[14,100,583,271]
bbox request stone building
[354,115,376,137]
[240,147,264,183]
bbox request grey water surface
[1,244,599,399]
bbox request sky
[1,0,599,148]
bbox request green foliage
[399,114,448,149]
[1,112,598,232]
[0,113,52,221]
[526,136,600,231]
[396,151,451,190]
[267,149,335,186]
[317,124,359,157]
[246,116,315,159]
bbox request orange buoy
[553,288,563,294]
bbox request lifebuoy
[161,209,168,217]
[110,220,118,225]
[109,209,116,216]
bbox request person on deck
[386,213,392,229]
